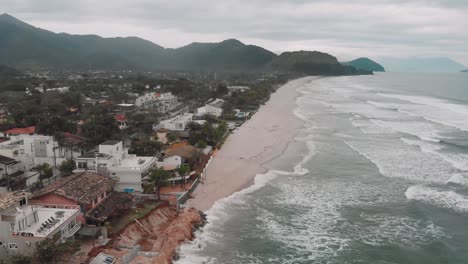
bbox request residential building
[0,191,81,259]
[75,141,157,193]
[227,85,250,93]
[195,98,224,117]
[153,113,194,132]
[161,143,201,170]
[30,171,115,225]
[114,114,129,130]
[0,130,83,170]
[134,92,178,113]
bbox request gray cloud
[1,0,467,65]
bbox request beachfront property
[195,98,224,117]
[153,113,194,132]
[30,171,115,225]
[161,144,201,170]
[75,140,157,193]
[0,191,81,259]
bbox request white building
[195,98,224,117]
[227,85,250,93]
[134,92,178,113]
[0,191,81,259]
[75,141,157,193]
[0,132,82,171]
[153,113,194,132]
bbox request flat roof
[100,140,121,146]
[12,205,79,238]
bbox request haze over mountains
[0,13,371,75]
[378,57,466,73]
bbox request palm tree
[36,163,54,187]
[176,164,190,190]
[145,167,170,200]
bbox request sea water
[177,72,468,264]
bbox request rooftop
[4,126,36,135]
[32,171,115,205]
[11,204,79,238]
[108,155,156,172]
[0,155,20,165]
[100,140,121,146]
[77,152,112,159]
[0,190,30,210]
[164,144,200,160]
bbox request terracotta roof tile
[5,126,36,135]
[32,171,115,205]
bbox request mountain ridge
[343,57,385,72]
[0,13,368,75]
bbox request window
[19,198,26,206]
[8,243,17,250]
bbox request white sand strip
[188,77,317,211]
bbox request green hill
[343,58,385,72]
[271,51,371,75]
[0,13,368,75]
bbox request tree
[59,159,76,176]
[129,140,162,156]
[167,134,177,145]
[216,84,229,96]
[36,164,53,187]
[9,255,32,264]
[35,238,80,263]
[145,167,170,200]
[176,164,191,190]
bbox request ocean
[177,72,468,264]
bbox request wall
[112,170,144,193]
[30,194,86,224]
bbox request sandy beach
[188,77,316,211]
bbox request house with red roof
[3,126,36,136]
[114,114,129,130]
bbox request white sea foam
[345,139,458,184]
[372,120,442,142]
[447,174,468,187]
[406,185,468,212]
[351,119,397,134]
[377,93,468,132]
[401,138,468,171]
[176,136,316,264]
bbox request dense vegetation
[0,14,368,76]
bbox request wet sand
[188,77,316,211]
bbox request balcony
[10,204,80,238]
[63,222,81,239]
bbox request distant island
[343,58,385,72]
[462,69,468,73]
[0,13,369,76]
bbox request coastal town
[0,68,289,263]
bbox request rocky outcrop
[92,205,205,264]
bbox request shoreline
[187,76,317,212]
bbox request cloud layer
[2,0,467,64]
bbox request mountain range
[378,57,466,73]
[0,13,371,75]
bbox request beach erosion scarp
[187,76,316,212]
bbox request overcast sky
[2,0,467,65]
